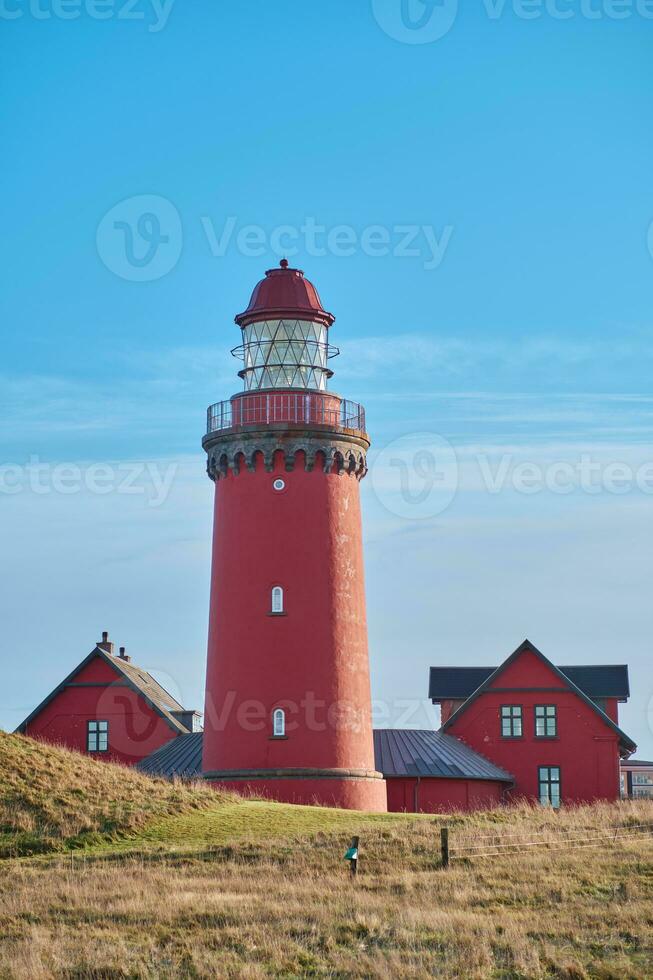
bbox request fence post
[441,828,450,869]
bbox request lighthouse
[201,261,386,812]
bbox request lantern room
[231,260,339,391]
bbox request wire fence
[445,821,653,863]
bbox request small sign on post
[345,836,359,877]
[441,827,450,869]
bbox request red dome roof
[235,260,335,329]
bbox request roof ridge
[440,641,636,755]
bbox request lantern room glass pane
[239,319,330,390]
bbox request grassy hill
[1,733,652,978]
[0,731,221,856]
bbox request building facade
[621,760,653,799]
[430,640,636,806]
[16,632,200,767]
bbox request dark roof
[621,759,653,769]
[15,646,190,736]
[429,667,494,700]
[430,664,630,701]
[439,640,637,756]
[373,729,513,782]
[138,732,204,779]
[137,730,514,784]
[559,665,630,699]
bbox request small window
[271,586,284,614]
[535,705,557,737]
[539,766,561,808]
[272,708,285,737]
[501,705,522,738]
[87,720,109,753]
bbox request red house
[16,632,201,766]
[430,639,636,806]
[139,639,637,813]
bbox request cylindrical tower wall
[202,447,386,810]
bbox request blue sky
[1,1,652,755]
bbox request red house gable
[485,648,567,691]
[16,632,197,767]
[441,640,636,805]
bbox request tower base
[203,768,387,812]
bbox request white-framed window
[501,705,522,738]
[273,708,285,737]
[535,704,557,737]
[87,720,109,753]
[271,586,284,614]
[538,766,561,808]
[273,478,285,492]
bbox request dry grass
[1,802,652,979]
[0,732,221,856]
[1,733,652,977]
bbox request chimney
[118,646,132,663]
[97,630,114,655]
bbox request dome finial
[280,258,289,269]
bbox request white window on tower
[273,708,286,738]
[271,586,284,614]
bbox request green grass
[89,798,424,857]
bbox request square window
[535,705,557,737]
[500,705,522,738]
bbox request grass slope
[0,731,220,856]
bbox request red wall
[203,448,386,811]
[24,655,179,766]
[446,649,621,803]
[386,777,505,813]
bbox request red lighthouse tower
[201,261,386,811]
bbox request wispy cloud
[337,329,653,381]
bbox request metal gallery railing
[206,393,366,435]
